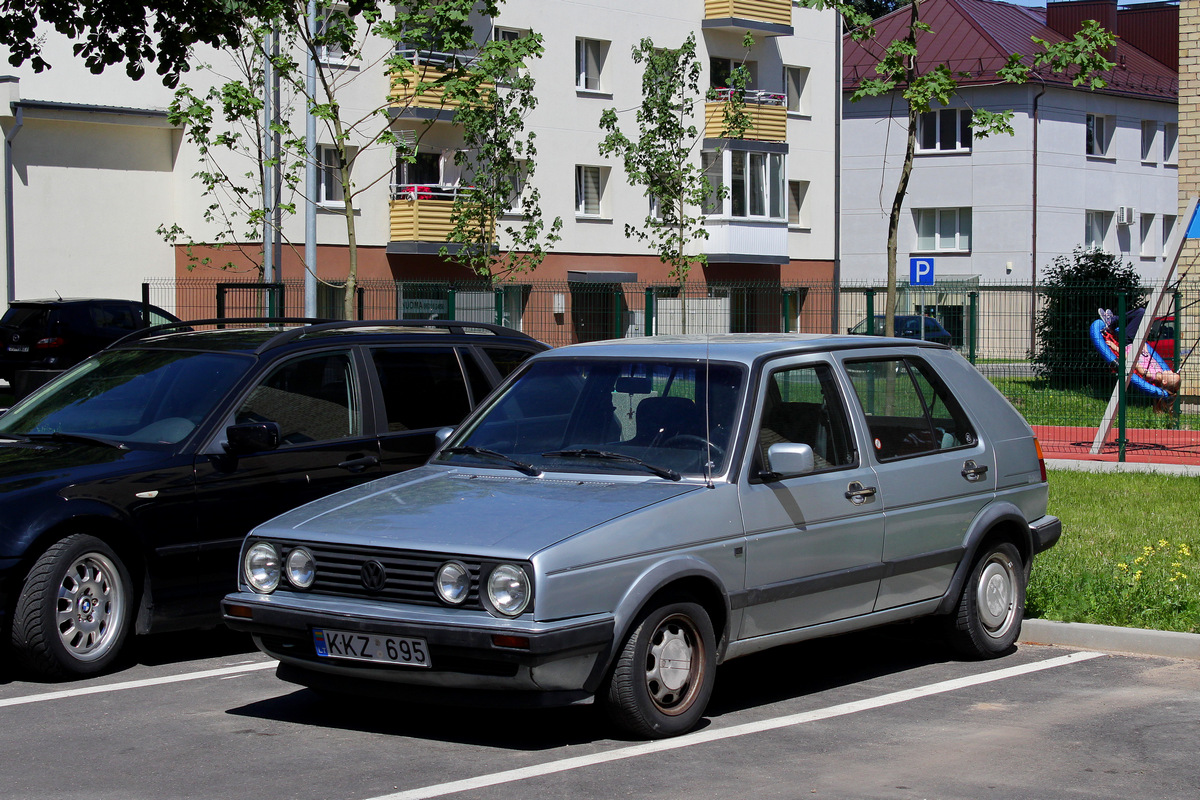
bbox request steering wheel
[661,434,726,460]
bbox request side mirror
[434,426,455,447]
[225,421,281,454]
[763,442,815,480]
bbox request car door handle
[844,481,877,505]
[961,460,989,482]
[337,455,379,473]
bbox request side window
[482,347,537,379]
[756,363,855,473]
[236,351,359,445]
[846,358,975,460]
[92,303,141,332]
[371,347,470,432]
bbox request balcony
[704,89,787,142]
[389,49,492,122]
[702,218,789,265]
[387,184,491,255]
[703,0,793,36]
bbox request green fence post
[494,288,504,327]
[782,291,792,333]
[614,287,624,338]
[865,289,875,335]
[356,287,364,320]
[644,288,654,336]
[447,287,456,320]
[1173,290,1182,421]
[1117,293,1127,462]
[968,291,978,364]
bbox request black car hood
[0,438,169,495]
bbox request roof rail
[255,319,537,353]
[109,317,332,350]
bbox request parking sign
[910,257,934,286]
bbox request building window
[1164,123,1179,164]
[784,66,809,114]
[711,56,757,90]
[1086,114,1109,156]
[493,27,521,43]
[915,208,971,252]
[575,165,606,216]
[917,109,971,153]
[701,151,723,215]
[729,151,785,219]
[318,145,352,206]
[576,38,608,92]
[1163,214,1177,251]
[1140,213,1155,257]
[1085,210,1110,249]
[315,7,349,65]
[395,150,441,190]
[1141,121,1157,162]
[788,180,809,228]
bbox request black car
[1,298,181,389]
[0,319,546,678]
[848,314,953,344]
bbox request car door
[840,353,997,610]
[192,348,382,607]
[736,357,885,638]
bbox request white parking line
[0,659,277,709]
[370,650,1106,800]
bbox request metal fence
[144,276,1200,462]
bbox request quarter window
[846,358,975,461]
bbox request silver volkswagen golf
[223,334,1060,738]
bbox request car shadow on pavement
[223,622,958,748]
[128,626,259,668]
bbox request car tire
[604,600,716,739]
[947,542,1025,659]
[11,534,134,679]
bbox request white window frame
[914,208,971,252]
[493,26,522,43]
[1141,120,1158,163]
[1085,210,1111,250]
[315,7,350,66]
[576,38,608,93]
[1164,122,1179,165]
[1139,213,1156,257]
[728,150,786,220]
[917,109,972,153]
[784,66,809,115]
[1163,214,1178,252]
[318,144,354,207]
[574,164,607,217]
[788,180,809,229]
[1086,113,1110,157]
[502,159,529,216]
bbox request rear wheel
[604,600,715,739]
[947,542,1025,658]
[11,534,134,678]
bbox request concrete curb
[1047,458,1200,476]
[1020,618,1200,660]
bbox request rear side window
[481,347,537,378]
[846,357,975,461]
[91,303,141,331]
[371,347,470,432]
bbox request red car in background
[1146,315,1178,363]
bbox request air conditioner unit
[1117,206,1137,226]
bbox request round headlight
[244,542,280,593]
[285,547,316,589]
[486,564,530,617]
[435,561,471,605]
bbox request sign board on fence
[909,257,934,287]
[402,298,447,317]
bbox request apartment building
[2,1,841,335]
[841,0,1179,294]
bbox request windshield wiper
[24,431,128,450]
[541,448,681,481]
[441,446,541,477]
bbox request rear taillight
[35,337,65,349]
[1033,437,1047,483]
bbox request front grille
[273,539,483,608]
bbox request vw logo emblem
[360,560,387,592]
[11,333,18,343]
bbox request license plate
[6,345,29,353]
[313,627,431,668]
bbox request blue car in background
[849,315,953,344]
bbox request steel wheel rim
[56,552,126,662]
[975,554,1018,639]
[643,613,706,716]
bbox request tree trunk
[885,0,922,340]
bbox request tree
[162,0,553,319]
[598,33,749,314]
[1033,247,1145,389]
[804,0,1116,337]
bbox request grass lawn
[1028,469,1200,633]
[990,376,1193,430]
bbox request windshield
[0,349,254,445]
[440,358,745,478]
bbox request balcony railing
[704,92,788,141]
[389,184,491,244]
[703,0,793,34]
[390,48,491,114]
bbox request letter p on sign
[910,257,934,286]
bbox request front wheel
[947,542,1025,659]
[11,534,134,679]
[604,600,716,739]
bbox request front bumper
[222,591,615,703]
